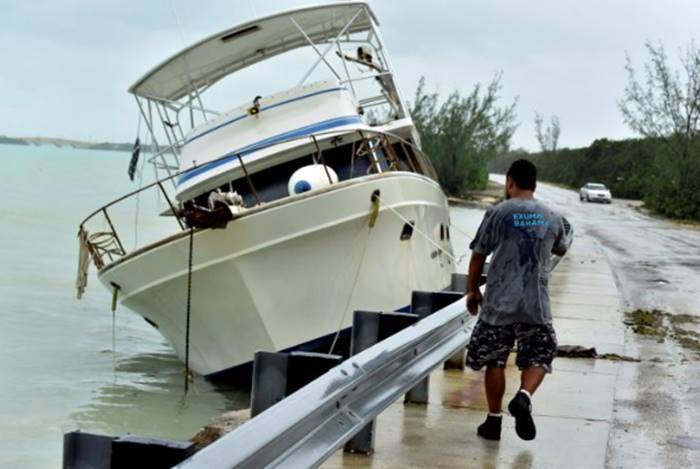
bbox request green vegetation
[624,308,666,338]
[491,136,700,223]
[617,41,700,220]
[492,40,700,221]
[534,113,560,153]
[410,75,518,196]
[490,137,657,200]
[0,135,28,145]
[623,309,700,353]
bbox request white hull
[99,173,454,376]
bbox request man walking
[465,159,569,441]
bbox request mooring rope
[328,223,372,355]
[327,192,481,353]
[447,220,476,240]
[184,227,194,392]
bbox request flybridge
[129,2,411,191]
[129,3,379,101]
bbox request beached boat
[77,2,455,379]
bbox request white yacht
[77,2,455,380]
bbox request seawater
[0,143,484,468]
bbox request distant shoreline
[0,135,151,153]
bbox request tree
[619,40,700,188]
[410,74,518,195]
[534,113,561,153]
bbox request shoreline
[448,180,504,209]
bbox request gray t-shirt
[469,198,568,325]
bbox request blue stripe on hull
[178,115,363,186]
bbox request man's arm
[551,244,567,257]
[467,206,496,315]
[466,252,487,315]
[551,216,570,256]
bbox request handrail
[75,126,436,291]
[78,127,431,230]
[79,129,431,243]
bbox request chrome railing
[77,128,437,272]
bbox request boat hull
[98,172,454,377]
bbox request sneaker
[477,415,502,441]
[508,392,536,440]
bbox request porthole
[400,221,415,240]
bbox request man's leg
[466,320,514,441]
[477,366,506,440]
[508,324,558,441]
[508,367,545,441]
[520,365,547,394]
[485,366,506,412]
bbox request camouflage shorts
[466,320,558,373]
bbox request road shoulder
[326,232,624,468]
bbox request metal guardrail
[176,297,474,469]
[174,223,574,469]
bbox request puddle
[668,435,700,451]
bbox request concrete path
[528,180,700,468]
[325,232,624,468]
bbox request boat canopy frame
[129,2,380,101]
[129,2,411,189]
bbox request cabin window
[192,135,437,208]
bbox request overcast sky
[1,0,698,150]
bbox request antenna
[169,0,198,107]
[247,0,258,17]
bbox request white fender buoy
[288,164,338,195]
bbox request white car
[580,183,612,203]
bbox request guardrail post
[449,273,468,294]
[344,311,419,455]
[250,351,342,418]
[444,348,467,370]
[62,430,194,469]
[405,291,464,403]
[410,291,464,319]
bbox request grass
[624,309,700,353]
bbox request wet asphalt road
[493,176,700,468]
